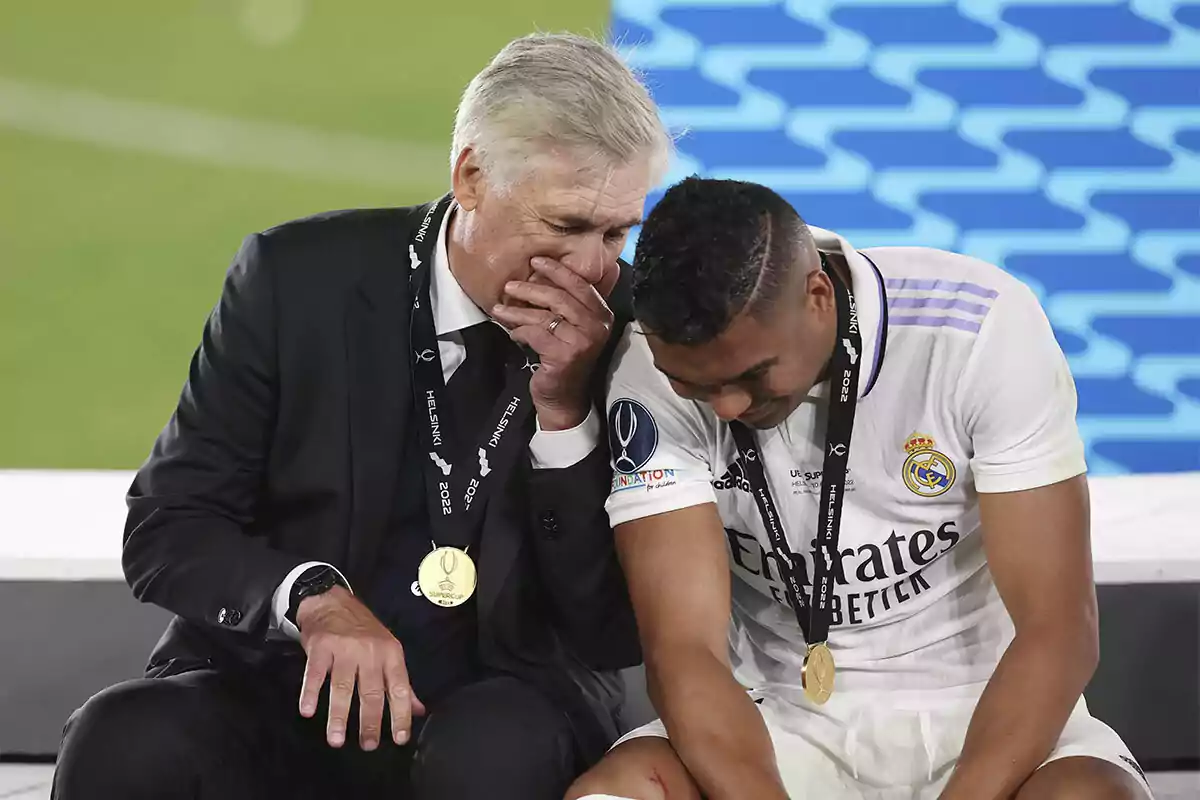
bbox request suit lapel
[344,241,412,586]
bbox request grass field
[0,0,610,468]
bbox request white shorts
[613,688,1151,799]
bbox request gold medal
[416,546,477,607]
[802,643,836,705]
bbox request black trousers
[51,667,579,800]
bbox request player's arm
[617,503,789,800]
[939,476,1097,800]
[939,280,1096,800]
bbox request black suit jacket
[122,202,641,761]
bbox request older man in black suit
[52,32,670,800]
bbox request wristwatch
[286,566,347,627]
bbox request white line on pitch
[0,75,448,188]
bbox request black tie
[446,321,513,442]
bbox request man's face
[646,267,839,430]
[451,148,651,307]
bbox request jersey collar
[809,226,888,399]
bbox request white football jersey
[604,227,1087,697]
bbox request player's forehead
[646,316,779,388]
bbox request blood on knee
[567,736,700,800]
[566,762,670,800]
[647,766,668,796]
[618,754,697,800]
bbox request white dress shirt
[270,203,600,638]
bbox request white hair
[451,32,671,189]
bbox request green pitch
[0,0,610,468]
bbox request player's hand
[295,586,425,750]
[491,256,615,431]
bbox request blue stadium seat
[1091,315,1200,357]
[780,191,913,230]
[830,5,996,45]
[1003,128,1173,169]
[1053,328,1090,356]
[678,130,826,170]
[919,191,1086,230]
[1076,378,1175,416]
[1178,379,1200,404]
[1088,68,1200,107]
[747,68,911,107]
[1005,254,1174,295]
[1092,440,1200,473]
[1090,193,1200,231]
[1175,4,1200,29]
[661,6,824,45]
[833,129,998,169]
[1175,128,1200,154]
[917,68,1085,108]
[1002,4,1171,44]
[640,68,741,107]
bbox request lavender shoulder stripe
[890,314,982,333]
[885,278,999,299]
[888,295,991,315]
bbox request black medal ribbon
[408,195,537,550]
[729,255,862,648]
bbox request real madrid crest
[902,433,956,498]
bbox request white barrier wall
[1,469,1198,584]
[0,469,1197,768]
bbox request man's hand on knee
[296,587,425,750]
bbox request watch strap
[285,565,346,627]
